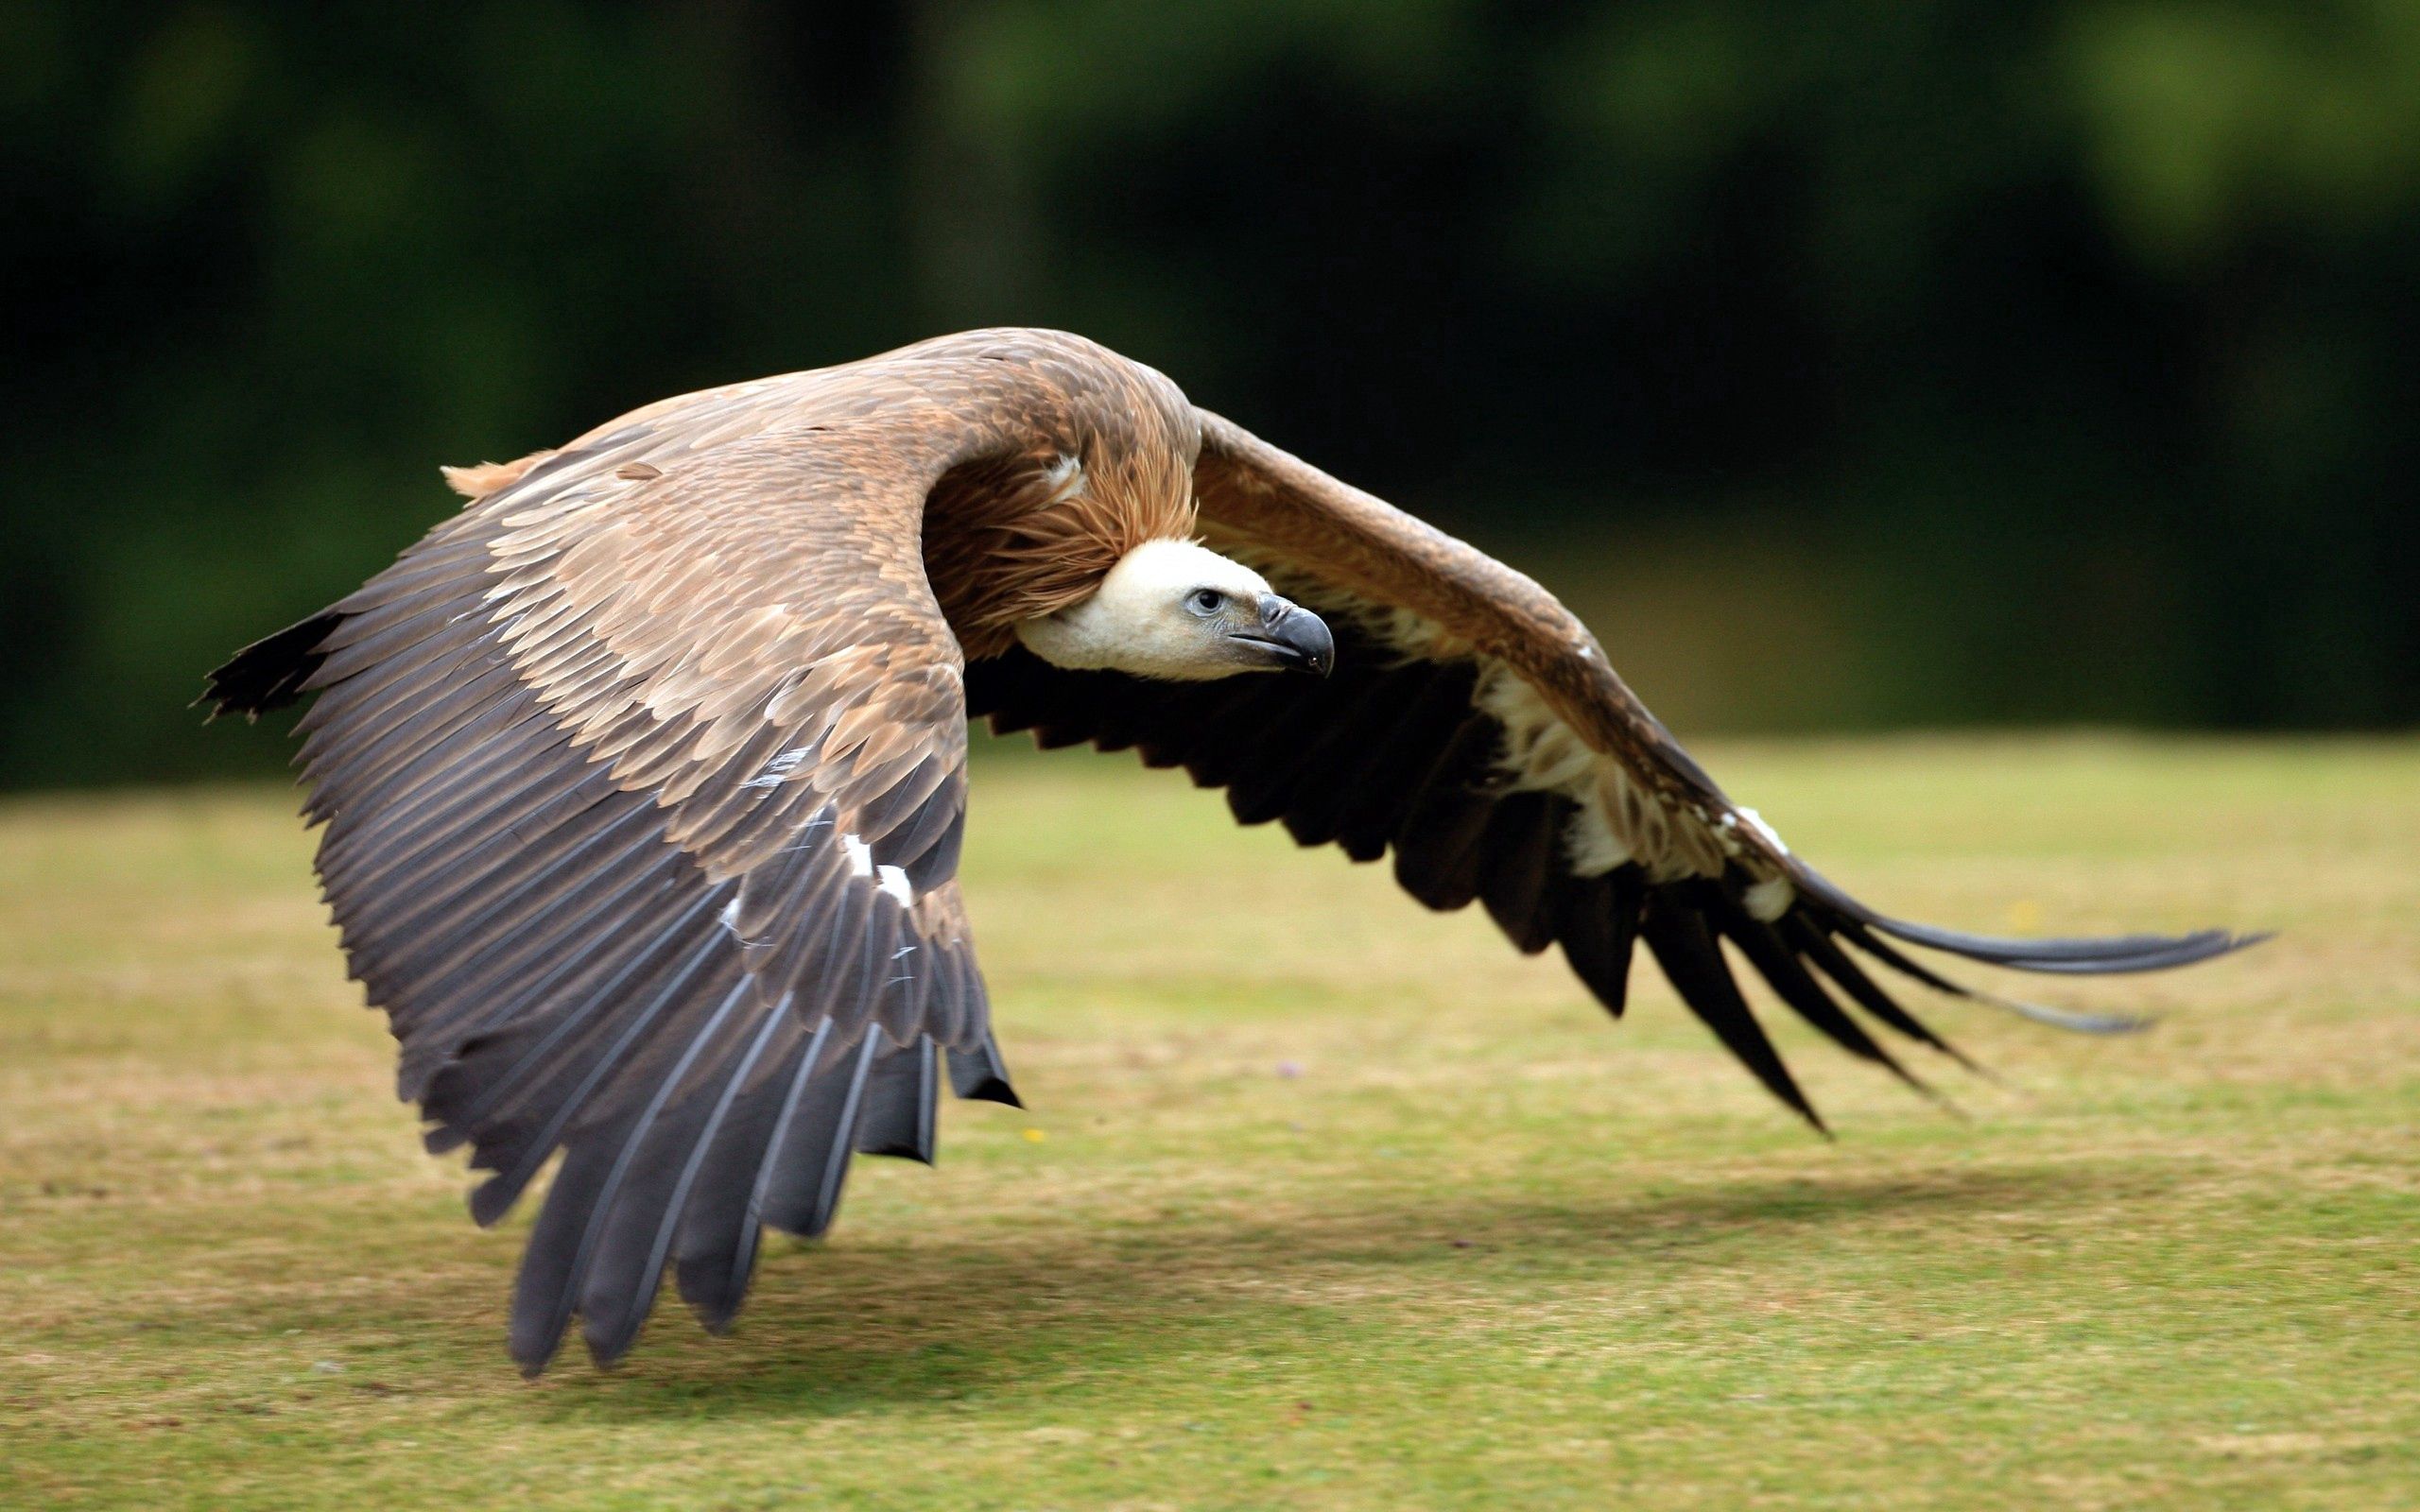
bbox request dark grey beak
[1234,595,1334,677]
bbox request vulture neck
[923,448,1197,661]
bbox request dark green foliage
[6,2,2416,787]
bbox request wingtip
[468,1174,518,1228]
[1982,994,2158,1036]
[582,1321,640,1372]
[1797,865,2272,979]
[192,682,256,725]
[1872,916,2272,976]
[859,1143,938,1166]
[675,1253,752,1337]
[1890,1062,1967,1119]
[946,1037,1023,1108]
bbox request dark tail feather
[1638,888,1828,1134]
[1842,923,2159,1036]
[575,998,789,1368]
[1708,893,1950,1109]
[755,1031,884,1237]
[1793,865,2267,977]
[1545,851,2265,1127]
[856,1038,942,1162]
[667,1024,883,1340]
[200,611,341,720]
[946,1029,1021,1108]
[1557,868,1642,1018]
[1874,917,2262,975]
[1777,912,1981,1073]
[672,1022,835,1334]
[506,971,752,1376]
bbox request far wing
[966,409,2258,1127]
[208,416,1015,1374]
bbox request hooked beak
[1231,595,1334,677]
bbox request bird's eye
[1187,589,1225,615]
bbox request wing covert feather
[973,406,2256,1136]
[204,332,2261,1379]
[224,398,1024,1374]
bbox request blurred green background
[5,1,2416,789]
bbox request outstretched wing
[208,405,1018,1374]
[965,409,2260,1126]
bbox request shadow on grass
[507,1163,2123,1418]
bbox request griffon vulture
[206,329,2256,1374]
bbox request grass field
[3,737,2414,1510]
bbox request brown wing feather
[226,379,1039,1375]
[974,406,2256,1137]
[203,327,1207,1375]
[477,426,974,886]
[1191,409,1752,878]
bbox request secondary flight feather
[205,328,2258,1374]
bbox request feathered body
[207,328,2256,1375]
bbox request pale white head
[1014,539,1335,681]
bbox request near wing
[965,410,2260,1127]
[207,417,1016,1374]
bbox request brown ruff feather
[921,438,1196,657]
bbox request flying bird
[206,328,2256,1374]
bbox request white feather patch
[1741,876,1797,921]
[1475,662,1698,880]
[1210,558,1789,897]
[841,833,873,879]
[1043,453,1085,501]
[743,746,813,790]
[1734,806,1788,854]
[717,897,767,946]
[875,864,914,906]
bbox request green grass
[3,736,2415,1510]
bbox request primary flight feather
[206,328,2257,1374]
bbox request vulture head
[1014,538,1334,680]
